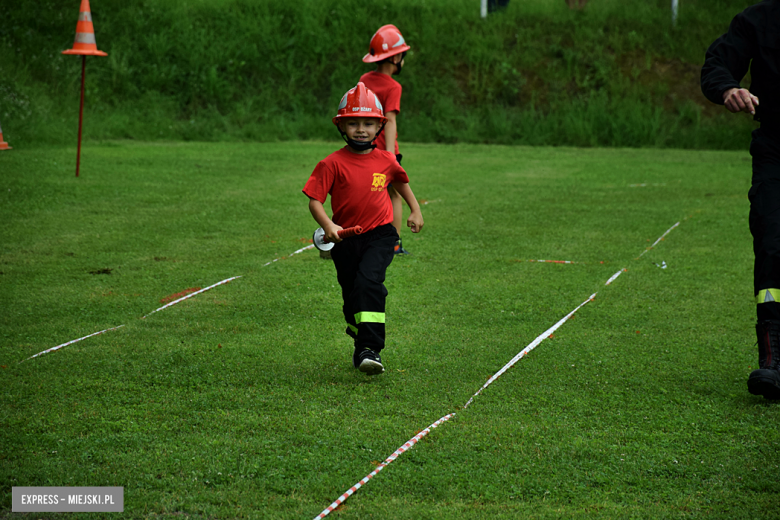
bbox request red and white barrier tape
[524,259,609,265]
[463,293,596,409]
[605,269,626,286]
[263,244,315,267]
[142,276,242,318]
[145,244,316,316]
[314,413,456,520]
[638,222,679,258]
[527,259,580,264]
[315,293,598,519]
[314,220,684,516]
[20,325,125,363]
[146,244,314,316]
[22,243,322,363]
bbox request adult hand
[723,88,759,115]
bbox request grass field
[2,140,779,519]
[1,0,760,148]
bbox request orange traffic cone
[62,0,108,176]
[61,0,107,56]
[0,120,11,150]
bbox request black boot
[747,320,780,399]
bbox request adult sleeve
[701,12,757,105]
[302,160,333,204]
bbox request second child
[360,24,412,255]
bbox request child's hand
[407,211,424,233]
[324,224,343,243]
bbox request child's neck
[375,62,396,76]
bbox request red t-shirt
[359,71,402,155]
[303,147,410,232]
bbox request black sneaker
[394,239,410,256]
[354,347,385,375]
[748,368,780,400]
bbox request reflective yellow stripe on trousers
[354,312,385,324]
[757,289,780,304]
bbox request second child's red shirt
[303,147,410,232]
[359,71,402,155]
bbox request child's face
[339,118,381,144]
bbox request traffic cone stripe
[75,32,97,44]
[78,11,92,21]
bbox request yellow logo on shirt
[371,173,387,192]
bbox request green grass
[2,140,779,519]
[0,0,761,148]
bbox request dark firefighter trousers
[331,224,398,352]
[749,127,780,321]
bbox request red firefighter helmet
[332,82,388,126]
[362,24,410,63]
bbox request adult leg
[747,129,780,399]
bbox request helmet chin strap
[339,122,387,151]
[343,135,376,151]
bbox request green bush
[0,0,760,148]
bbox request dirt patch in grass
[160,287,202,304]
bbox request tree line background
[0,0,759,149]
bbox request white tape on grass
[314,413,455,520]
[463,293,596,409]
[20,275,243,362]
[262,244,315,266]
[144,245,314,317]
[314,220,684,517]
[20,325,125,362]
[23,244,314,362]
[315,294,597,519]
[638,222,680,258]
[20,274,242,361]
[605,269,626,286]
[142,276,242,318]
[527,259,580,264]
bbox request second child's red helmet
[362,24,411,63]
[332,82,388,126]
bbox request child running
[360,24,412,255]
[303,82,424,375]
